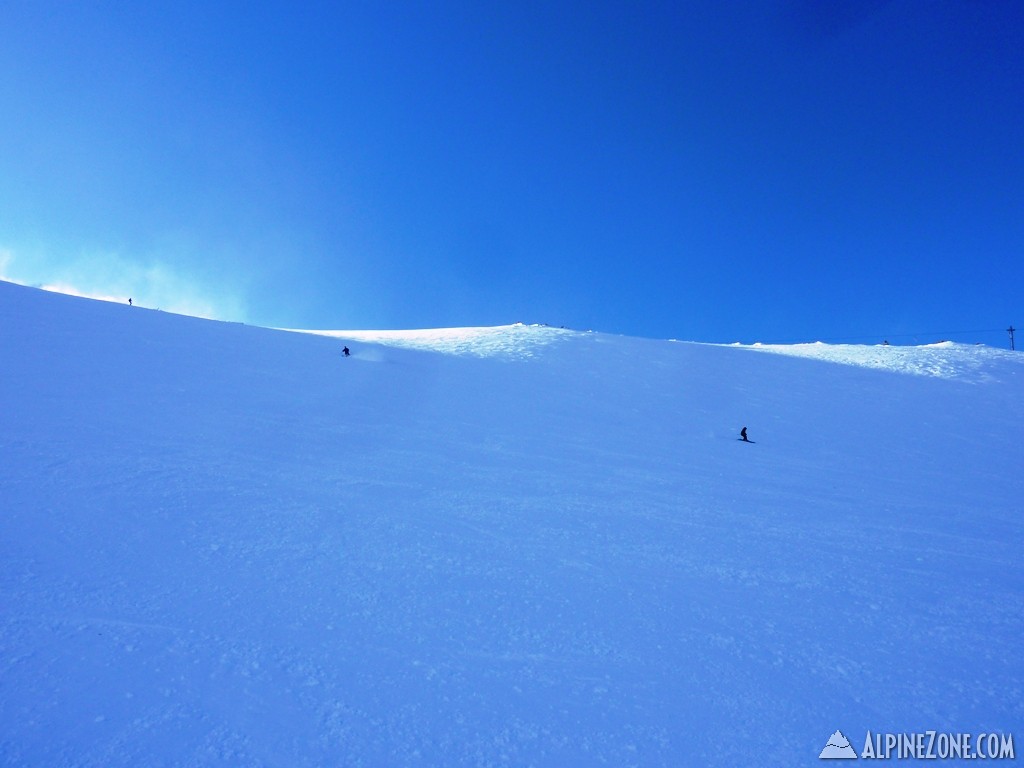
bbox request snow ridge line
[286,323,579,358]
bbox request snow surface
[290,325,576,359]
[735,340,1021,382]
[1,279,1022,766]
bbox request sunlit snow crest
[734,341,1022,382]
[290,323,578,358]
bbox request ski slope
[1,279,1021,766]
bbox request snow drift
[1,279,1021,766]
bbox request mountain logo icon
[820,730,858,759]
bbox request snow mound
[291,322,577,358]
[736,341,1022,381]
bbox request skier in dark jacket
[740,427,749,442]
[342,346,350,357]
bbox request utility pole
[1009,326,1016,351]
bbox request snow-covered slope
[738,339,1020,382]
[290,324,576,359]
[1,280,1021,766]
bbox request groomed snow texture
[1,280,1021,766]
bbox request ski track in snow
[1,280,1022,766]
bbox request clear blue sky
[1,1,1021,345]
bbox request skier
[740,427,750,442]
[128,298,132,306]
[342,346,350,357]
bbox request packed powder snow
[1,280,1021,766]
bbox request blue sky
[1,1,1021,345]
